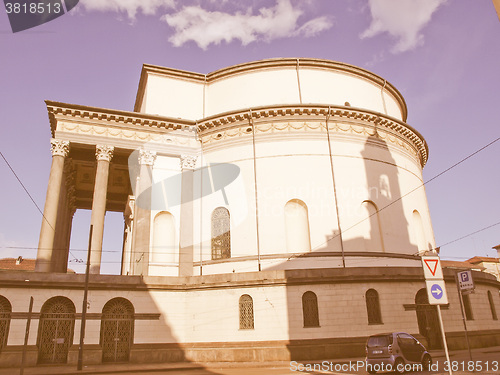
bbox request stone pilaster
[131,150,156,275]
[179,155,197,276]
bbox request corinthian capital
[180,155,197,170]
[96,145,114,162]
[138,150,157,166]
[50,139,70,157]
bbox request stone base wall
[1,330,500,368]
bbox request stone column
[89,145,114,274]
[121,196,135,275]
[36,139,70,272]
[179,155,196,277]
[131,150,156,276]
[52,162,76,273]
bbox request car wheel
[422,354,432,370]
[393,357,405,374]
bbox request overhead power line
[312,135,500,251]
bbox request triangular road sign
[424,259,438,276]
[421,256,443,280]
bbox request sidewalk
[2,346,499,375]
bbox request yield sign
[425,259,438,276]
[421,256,444,280]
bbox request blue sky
[0,0,499,274]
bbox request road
[91,347,500,375]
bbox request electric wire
[0,150,80,262]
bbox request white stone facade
[0,59,498,367]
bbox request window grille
[101,298,134,363]
[462,294,473,320]
[488,291,497,320]
[37,297,75,364]
[0,296,11,353]
[366,289,383,324]
[239,295,254,329]
[212,207,231,260]
[302,291,320,327]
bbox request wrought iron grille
[366,289,382,324]
[302,291,320,327]
[415,289,442,349]
[37,297,75,364]
[101,298,134,363]
[211,207,231,260]
[0,296,11,353]
[239,295,254,330]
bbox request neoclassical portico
[35,100,199,275]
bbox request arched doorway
[37,297,75,364]
[100,298,134,362]
[415,289,442,349]
[0,296,12,353]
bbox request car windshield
[367,335,392,348]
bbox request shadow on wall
[0,272,220,372]
[267,133,432,360]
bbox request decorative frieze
[197,106,428,167]
[95,145,114,162]
[138,150,157,166]
[50,139,70,157]
[180,155,197,170]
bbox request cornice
[133,58,408,121]
[197,104,428,167]
[46,100,196,138]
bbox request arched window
[488,291,497,320]
[101,298,134,362]
[361,201,384,252]
[212,207,231,260]
[284,199,311,253]
[366,289,383,324]
[37,296,75,364]
[0,296,12,353]
[412,210,427,253]
[153,211,176,263]
[462,294,473,320]
[302,291,320,327]
[239,295,254,329]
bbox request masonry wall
[0,268,499,367]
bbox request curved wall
[195,105,433,274]
[137,59,407,122]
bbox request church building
[0,58,499,367]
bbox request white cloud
[294,16,333,38]
[79,0,175,19]
[163,0,333,49]
[360,0,446,53]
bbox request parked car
[365,332,432,374]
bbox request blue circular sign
[431,284,443,299]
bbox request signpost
[458,270,475,294]
[421,255,452,375]
[455,270,474,363]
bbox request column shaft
[89,146,113,274]
[36,140,69,272]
